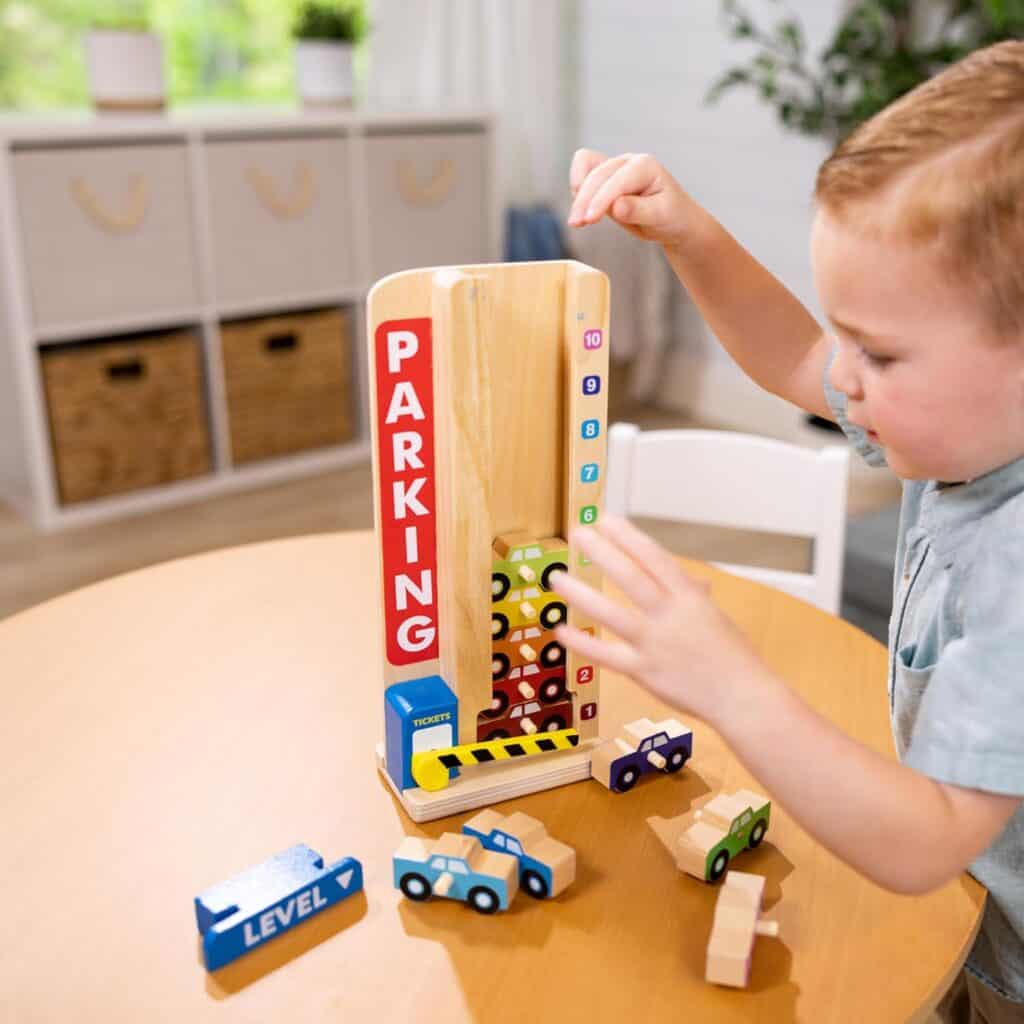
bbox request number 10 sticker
[583,329,603,350]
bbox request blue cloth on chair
[504,205,568,262]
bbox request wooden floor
[0,404,903,622]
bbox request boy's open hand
[567,149,696,246]
[550,515,770,728]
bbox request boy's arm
[569,149,836,421]
[551,516,1021,895]
[723,669,1021,894]
[662,224,836,422]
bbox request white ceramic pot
[295,40,355,108]
[85,30,166,114]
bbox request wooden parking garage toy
[369,261,610,822]
[591,717,693,793]
[462,808,576,899]
[194,845,364,970]
[705,871,780,988]
[648,789,771,882]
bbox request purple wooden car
[593,717,693,793]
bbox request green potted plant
[85,4,166,114]
[293,1,369,109]
[709,0,1024,145]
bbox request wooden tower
[369,261,610,821]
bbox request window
[430,857,446,871]
[2,1,364,110]
[448,861,469,875]
[492,835,506,848]
[506,839,523,856]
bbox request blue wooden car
[393,832,519,913]
[592,717,694,793]
[462,809,576,899]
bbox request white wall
[575,1,845,436]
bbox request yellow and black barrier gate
[411,729,580,792]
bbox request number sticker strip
[562,265,610,740]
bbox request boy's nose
[828,339,863,400]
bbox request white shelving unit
[0,108,498,530]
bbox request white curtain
[365,0,572,208]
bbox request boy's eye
[858,345,892,368]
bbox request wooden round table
[1,531,983,1023]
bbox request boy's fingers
[569,148,607,194]
[548,569,642,644]
[568,154,632,224]
[554,624,640,678]
[582,155,660,225]
[570,525,664,610]
[596,514,696,592]
[611,190,670,229]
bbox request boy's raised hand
[550,515,770,728]
[567,149,695,246]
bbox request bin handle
[397,158,456,207]
[246,163,317,220]
[106,358,145,381]
[71,175,149,234]
[264,332,299,353]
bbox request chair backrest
[605,423,851,614]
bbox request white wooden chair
[604,423,851,614]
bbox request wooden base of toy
[376,740,600,823]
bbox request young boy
[555,41,1024,1022]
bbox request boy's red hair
[816,41,1024,336]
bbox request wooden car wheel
[522,869,549,899]
[708,850,730,882]
[748,820,768,849]
[468,886,501,914]
[400,873,432,901]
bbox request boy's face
[811,209,1024,482]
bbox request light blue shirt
[825,350,1024,1002]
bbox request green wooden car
[674,789,771,882]
[491,533,568,601]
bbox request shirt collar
[919,454,1024,557]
